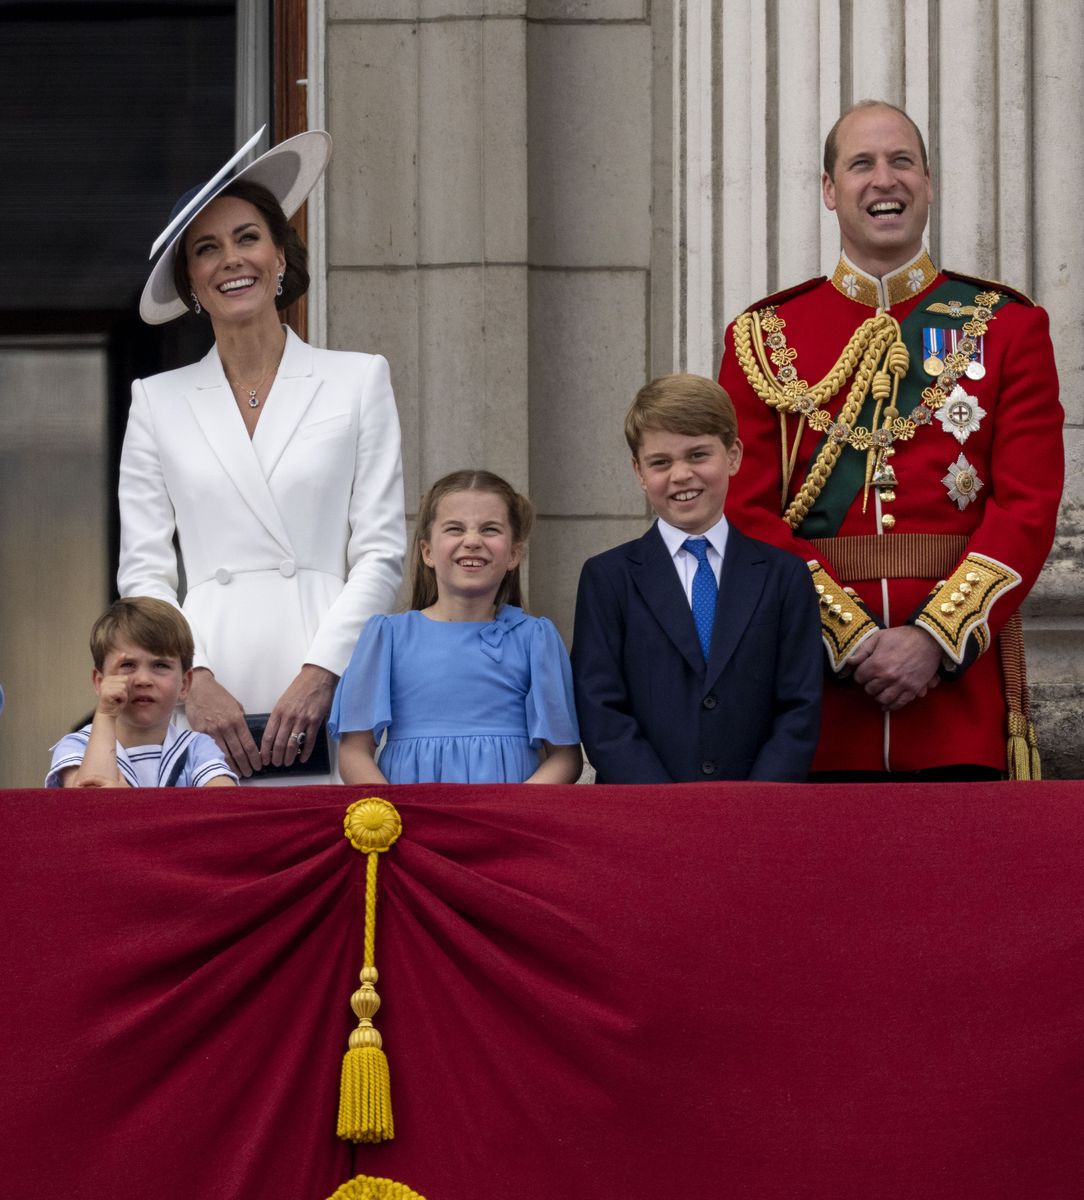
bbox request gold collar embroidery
[830,249,938,309]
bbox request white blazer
[118,327,406,715]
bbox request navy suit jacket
[572,523,822,783]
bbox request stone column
[526,1,658,633]
[322,0,530,530]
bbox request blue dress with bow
[329,605,579,783]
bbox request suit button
[703,695,717,710]
[701,760,716,776]
[214,568,232,585]
[279,560,296,578]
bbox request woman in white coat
[120,130,405,779]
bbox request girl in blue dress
[330,470,582,784]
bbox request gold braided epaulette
[913,553,1022,664]
[808,560,878,671]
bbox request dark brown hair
[822,99,929,179]
[90,597,194,672]
[624,373,739,455]
[409,470,535,612]
[172,179,310,314]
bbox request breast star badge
[942,453,984,509]
[935,385,987,444]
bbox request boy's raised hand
[70,674,133,788]
[95,674,131,718]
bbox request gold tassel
[338,966,393,1142]
[338,798,403,1144]
[325,1174,426,1200]
[998,613,1041,782]
[1027,720,1042,781]
[1006,713,1031,781]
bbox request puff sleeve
[525,617,580,749]
[328,615,394,741]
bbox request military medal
[965,335,986,379]
[935,385,987,444]
[942,453,984,510]
[922,327,945,375]
[948,328,986,380]
[871,459,898,488]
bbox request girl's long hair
[409,470,535,612]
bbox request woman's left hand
[262,664,338,768]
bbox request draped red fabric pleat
[3,782,1084,1200]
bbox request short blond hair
[90,597,194,672]
[625,373,739,455]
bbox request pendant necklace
[227,356,281,409]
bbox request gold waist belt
[807,533,969,583]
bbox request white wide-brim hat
[139,125,332,325]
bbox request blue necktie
[683,537,717,661]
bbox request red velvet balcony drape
[3,783,1084,1199]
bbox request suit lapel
[251,328,322,480]
[185,340,294,554]
[628,524,705,676]
[704,527,767,692]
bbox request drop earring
[276,272,284,297]
[190,290,201,315]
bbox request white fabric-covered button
[279,560,296,578]
[215,567,232,585]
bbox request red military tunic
[719,250,1064,774]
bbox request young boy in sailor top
[47,597,236,788]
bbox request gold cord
[732,291,1001,529]
[337,798,403,1145]
[782,321,902,529]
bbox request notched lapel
[628,527,704,676]
[704,530,767,691]
[186,344,294,554]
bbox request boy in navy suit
[572,374,821,783]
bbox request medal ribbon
[948,329,985,376]
[922,327,945,372]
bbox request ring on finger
[291,730,306,750]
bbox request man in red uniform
[718,100,1064,779]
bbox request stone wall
[316,0,1084,775]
